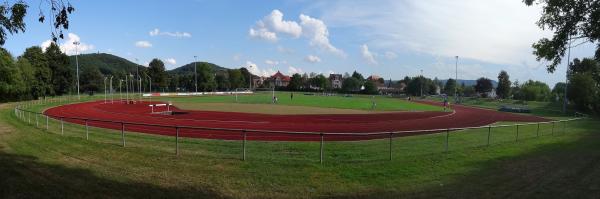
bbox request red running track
[44,100,549,141]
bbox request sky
[4,0,597,86]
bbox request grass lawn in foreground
[2,97,598,198]
[156,91,445,112]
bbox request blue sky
[4,0,597,86]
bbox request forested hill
[168,62,229,75]
[68,53,143,76]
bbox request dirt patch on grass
[175,102,378,115]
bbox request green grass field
[1,95,599,198]
[156,92,445,112]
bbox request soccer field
[156,91,445,112]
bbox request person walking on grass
[290,92,294,100]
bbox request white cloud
[165,58,177,65]
[360,44,377,65]
[265,59,279,66]
[277,45,294,54]
[304,55,322,63]
[299,14,345,57]
[318,0,551,65]
[40,33,95,55]
[384,51,397,59]
[135,41,152,48]
[249,9,302,42]
[288,66,304,74]
[244,61,277,77]
[149,28,192,38]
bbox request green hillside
[168,61,229,75]
[68,53,143,76]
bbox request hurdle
[149,103,173,114]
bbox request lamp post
[109,76,114,103]
[125,75,129,102]
[455,56,459,103]
[194,55,198,93]
[119,79,123,101]
[104,76,108,103]
[73,41,81,100]
[145,73,152,103]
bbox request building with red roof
[270,71,291,87]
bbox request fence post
[445,129,450,152]
[61,117,64,135]
[176,127,179,156]
[35,113,38,127]
[389,132,393,161]
[242,130,247,161]
[46,115,49,130]
[487,125,491,146]
[516,125,519,142]
[536,123,540,137]
[121,122,125,147]
[85,119,89,140]
[320,133,324,164]
[28,112,31,124]
[563,120,566,134]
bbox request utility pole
[247,65,253,90]
[194,55,198,93]
[73,41,81,100]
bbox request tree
[519,80,551,101]
[310,74,328,90]
[45,42,71,95]
[22,46,52,98]
[148,59,167,90]
[362,81,378,94]
[342,77,361,93]
[80,65,103,94]
[227,69,245,89]
[524,0,600,72]
[551,82,566,102]
[496,70,511,99]
[288,73,302,91]
[474,77,493,97]
[215,73,229,90]
[444,78,457,96]
[197,64,216,91]
[0,1,75,45]
[351,71,364,81]
[16,57,35,99]
[0,48,26,101]
[568,73,598,112]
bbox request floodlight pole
[248,65,253,90]
[455,56,458,102]
[109,76,114,103]
[125,75,129,102]
[145,73,152,103]
[73,41,81,100]
[119,79,123,101]
[194,55,198,93]
[104,76,108,103]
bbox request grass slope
[1,97,599,198]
